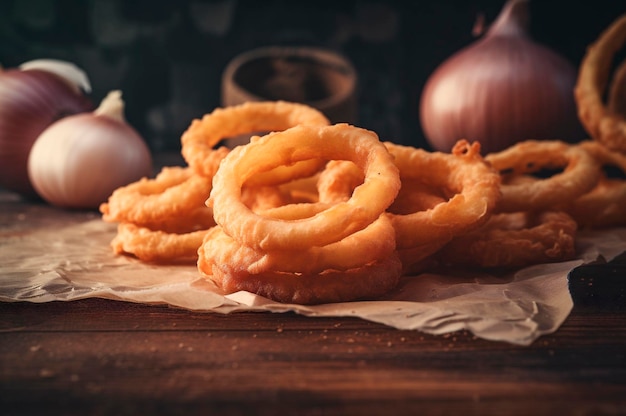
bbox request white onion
[419,0,585,154]
[28,90,153,209]
[0,60,92,197]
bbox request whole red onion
[0,60,92,198]
[420,0,585,154]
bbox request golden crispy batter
[437,211,577,269]
[384,140,501,272]
[100,166,214,231]
[199,123,403,304]
[208,124,400,251]
[485,140,601,212]
[180,101,330,178]
[111,223,212,264]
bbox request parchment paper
[1,202,625,346]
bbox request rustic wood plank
[1,298,626,415]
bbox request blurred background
[0,0,623,153]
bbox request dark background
[0,0,624,152]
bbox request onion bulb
[28,90,153,209]
[0,59,92,197]
[419,0,585,154]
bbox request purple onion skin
[0,69,92,198]
[420,0,586,155]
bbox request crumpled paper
[1,202,625,346]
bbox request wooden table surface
[1,192,626,415]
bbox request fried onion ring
[388,178,449,215]
[608,59,626,117]
[180,101,330,178]
[100,166,215,231]
[199,123,403,304]
[199,250,403,305]
[485,140,601,212]
[200,214,396,275]
[316,160,363,204]
[385,140,500,249]
[437,211,577,269]
[315,159,451,215]
[574,14,626,153]
[111,223,212,263]
[101,94,626,304]
[209,123,401,251]
[564,140,626,228]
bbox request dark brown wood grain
[1,296,626,416]
[1,191,626,415]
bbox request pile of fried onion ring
[100,101,330,264]
[200,123,404,304]
[101,97,626,304]
[575,13,626,154]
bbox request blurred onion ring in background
[564,141,626,228]
[608,59,626,117]
[575,14,626,153]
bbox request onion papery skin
[419,15,585,154]
[0,69,92,198]
[27,114,153,210]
